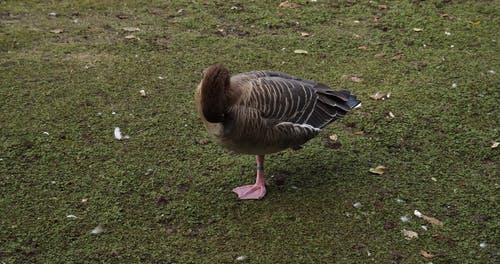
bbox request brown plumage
[195,64,360,199]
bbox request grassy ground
[1,0,498,263]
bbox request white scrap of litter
[0,158,3,161]
[91,225,104,234]
[114,127,130,140]
[49,12,57,17]
[158,76,165,79]
[66,214,78,219]
[388,111,395,118]
[236,255,248,261]
[431,177,437,182]
[487,70,496,74]
[97,112,102,116]
[414,210,423,218]
[51,181,56,184]
[111,111,117,115]
[421,225,428,231]
[400,215,410,222]
[139,89,146,96]
[450,45,454,48]
[43,131,50,135]
[291,186,299,190]
[395,198,405,203]
[353,202,362,209]
[353,20,360,23]
[114,127,123,140]
[451,83,457,88]
[479,242,488,248]
[423,44,427,47]
[445,31,451,36]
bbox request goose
[195,64,361,200]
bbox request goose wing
[240,71,358,129]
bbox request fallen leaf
[81,198,89,206]
[413,28,423,32]
[66,214,77,219]
[468,20,480,25]
[279,1,300,8]
[50,29,64,34]
[439,13,449,18]
[369,165,386,175]
[387,111,395,118]
[300,32,310,37]
[358,45,368,50]
[372,16,381,23]
[329,134,338,141]
[374,52,386,57]
[293,49,308,54]
[420,250,434,259]
[350,76,363,83]
[402,229,418,240]
[352,34,361,39]
[124,34,139,40]
[422,214,444,226]
[491,142,499,148]
[392,54,403,60]
[123,27,140,32]
[116,14,129,19]
[370,92,387,100]
[377,4,388,9]
[354,131,364,135]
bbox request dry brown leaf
[352,34,361,39]
[402,229,418,240]
[350,76,363,83]
[420,250,435,259]
[491,142,499,148]
[369,165,386,175]
[392,54,403,60]
[372,16,381,22]
[440,13,449,18]
[123,27,140,32]
[50,29,64,34]
[374,52,386,57]
[293,49,308,54]
[354,131,365,135]
[422,214,444,226]
[279,1,300,8]
[329,134,338,141]
[300,32,310,37]
[377,4,388,9]
[358,45,368,50]
[124,34,139,40]
[370,92,387,100]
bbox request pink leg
[232,155,267,200]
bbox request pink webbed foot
[232,183,267,200]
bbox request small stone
[451,83,457,88]
[353,202,362,209]
[479,242,487,248]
